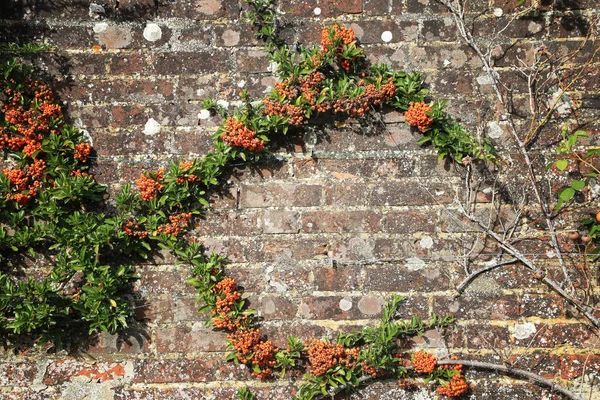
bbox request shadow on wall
[0,0,159,21]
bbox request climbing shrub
[0,0,496,395]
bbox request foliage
[0,0,483,394]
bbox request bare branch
[439,359,585,400]
[455,257,518,294]
[437,0,574,294]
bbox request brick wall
[1,0,599,399]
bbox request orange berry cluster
[175,161,200,184]
[122,219,149,239]
[412,350,437,374]
[1,80,61,155]
[211,277,243,331]
[153,212,192,236]
[69,169,94,179]
[307,340,359,377]
[1,78,93,206]
[74,143,92,162]
[213,277,278,379]
[437,375,468,397]
[135,168,165,202]
[405,102,434,132]
[221,117,264,152]
[227,328,278,379]
[333,78,396,117]
[263,98,305,125]
[320,25,357,71]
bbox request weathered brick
[236,49,270,73]
[135,297,200,323]
[152,51,230,75]
[69,54,109,75]
[369,181,455,206]
[196,209,262,236]
[113,388,155,400]
[157,0,239,19]
[155,326,227,353]
[0,362,38,386]
[86,330,152,354]
[43,361,127,385]
[259,296,298,319]
[364,263,450,292]
[240,183,322,208]
[559,354,600,379]
[301,210,380,233]
[350,20,419,44]
[108,53,148,75]
[421,17,458,42]
[280,0,362,17]
[433,295,523,320]
[133,357,235,383]
[261,210,300,233]
[312,264,363,291]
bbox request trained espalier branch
[0,0,592,398]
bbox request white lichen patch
[143,118,161,136]
[381,31,393,43]
[198,109,211,120]
[419,236,434,249]
[339,297,353,311]
[405,257,426,271]
[143,23,162,42]
[93,22,108,33]
[512,322,537,340]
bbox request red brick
[559,354,600,379]
[108,53,148,75]
[365,263,450,292]
[524,323,597,348]
[280,0,361,17]
[157,0,239,19]
[133,357,237,383]
[433,295,523,320]
[239,183,322,208]
[155,326,227,353]
[43,361,126,385]
[0,362,37,386]
[312,265,363,291]
[259,296,298,319]
[464,324,511,349]
[302,210,380,233]
[152,51,231,75]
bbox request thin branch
[438,0,574,295]
[319,359,585,400]
[439,359,585,400]
[460,206,600,328]
[455,257,518,294]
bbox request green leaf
[555,159,568,171]
[560,187,575,201]
[571,180,586,191]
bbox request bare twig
[437,0,574,295]
[455,257,518,294]
[460,206,600,328]
[319,359,585,400]
[439,359,585,400]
